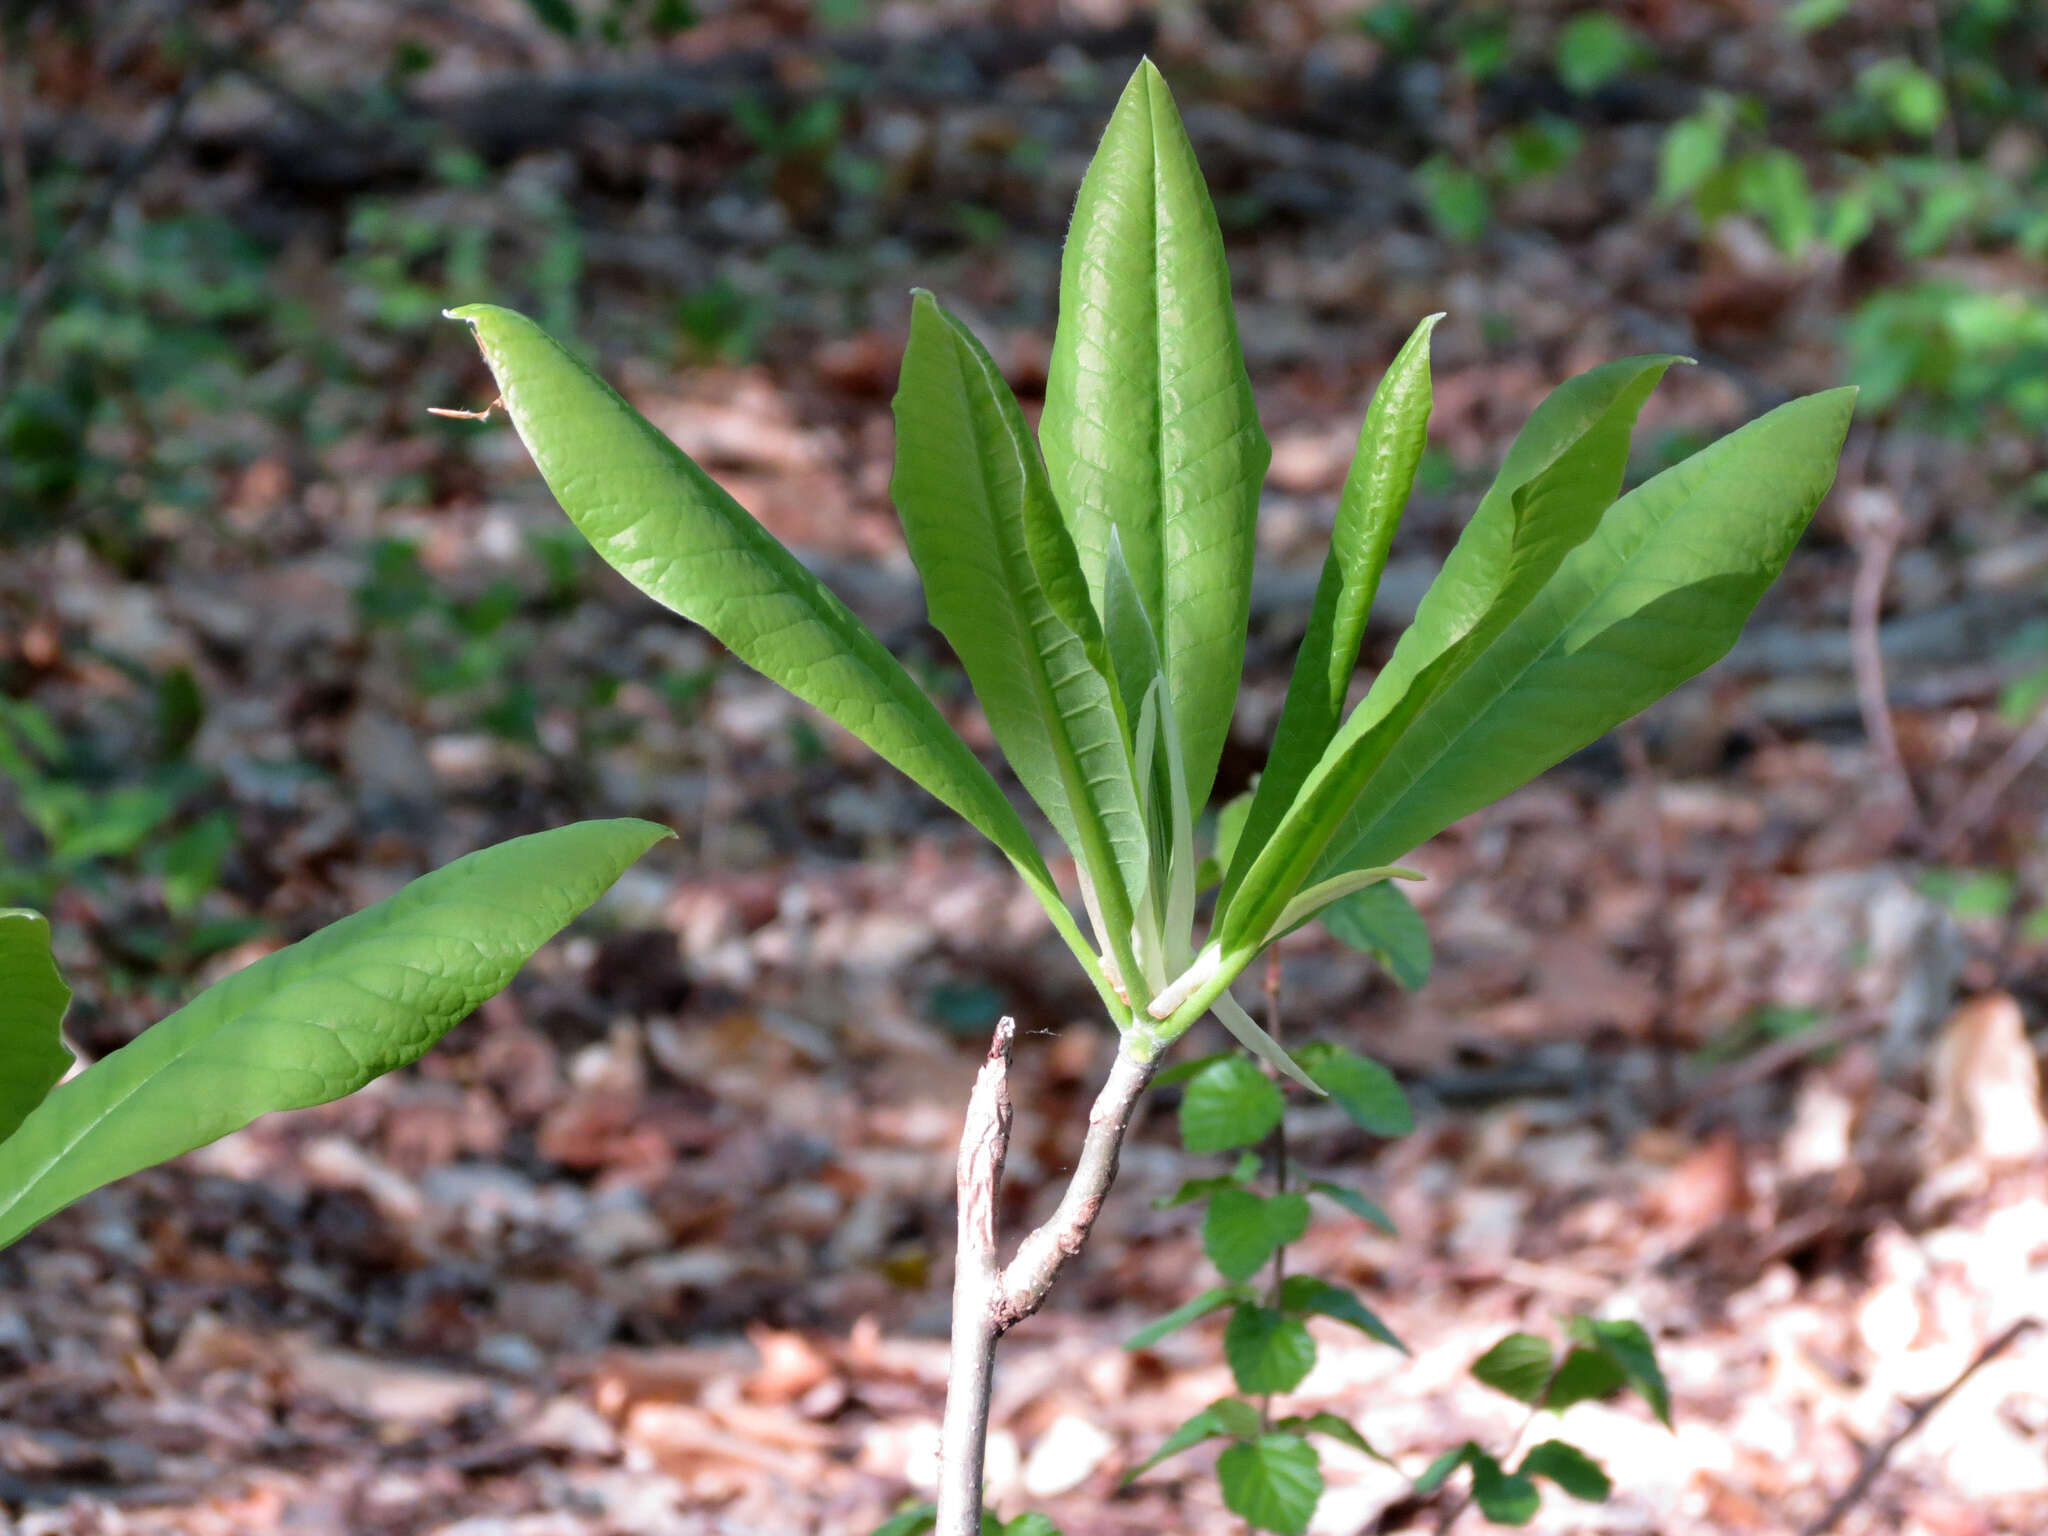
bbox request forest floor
[3,4,2048,1533]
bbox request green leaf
[1554,12,1641,96]
[1307,386,1855,884]
[1205,1189,1310,1282]
[1306,1180,1396,1235]
[1413,1443,1474,1496]
[1265,865,1420,943]
[1220,355,1681,961]
[1180,1055,1285,1153]
[1211,789,1254,886]
[1151,1051,1233,1091]
[1278,1274,1406,1353]
[1224,1305,1316,1394]
[1126,1284,1251,1350]
[1276,1412,1386,1463]
[1001,1516,1064,1536]
[890,293,1149,993]
[1157,1150,1263,1206]
[1471,1332,1555,1405]
[1568,1315,1672,1426]
[521,0,580,34]
[0,911,74,1144]
[1658,101,1732,207]
[1127,1396,1262,1479]
[1228,316,1438,886]
[1469,1449,1541,1525]
[1518,1440,1612,1501]
[872,1506,936,1536]
[1040,60,1270,815]
[1544,1345,1628,1411]
[446,305,1118,1023]
[1293,1041,1411,1136]
[1321,880,1432,989]
[1217,1433,1323,1535]
[0,820,668,1250]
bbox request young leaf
[1210,991,1325,1094]
[1039,59,1270,815]
[1518,1440,1612,1501]
[1223,1304,1318,1394]
[1205,1189,1310,1282]
[1265,866,1420,942]
[1156,1150,1263,1207]
[1127,1397,1262,1479]
[1276,1412,1388,1463]
[0,910,74,1142]
[1209,789,1255,887]
[1218,356,1680,956]
[1217,1433,1323,1535]
[1279,1274,1406,1353]
[1001,1516,1064,1536]
[872,1506,936,1536]
[1293,1041,1412,1136]
[1150,1051,1234,1091]
[1472,1332,1555,1404]
[1180,1055,1285,1153]
[891,292,1149,991]
[1469,1449,1541,1525]
[1228,315,1439,882]
[1306,1180,1396,1235]
[1309,387,1856,879]
[445,305,1118,1021]
[1413,1443,1475,1496]
[1544,1344,1628,1411]
[1126,1284,1252,1350]
[0,821,669,1250]
[1321,880,1432,989]
[1567,1315,1673,1426]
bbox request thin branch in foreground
[1800,1316,2039,1536]
[935,1021,1157,1536]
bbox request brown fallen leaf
[1927,993,2047,1165]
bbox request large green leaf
[1313,387,1856,878]
[1227,314,1438,888]
[0,910,74,1143]
[891,292,1148,993]
[448,304,1117,1017]
[1216,356,1679,956]
[1217,1433,1323,1535]
[1039,59,1270,814]
[0,820,668,1250]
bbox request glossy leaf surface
[0,910,73,1143]
[1312,387,1857,878]
[1040,60,1270,813]
[0,820,668,1249]
[1219,356,1679,953]
[448,304,1114,1016]
[892,293,1148,984]
[1229,315,1438,883]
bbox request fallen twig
[1800,1316,2039,1536]
[1842,479,1924,847]
[1929,689,2048,857]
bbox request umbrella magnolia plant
[447,60,1852,1536]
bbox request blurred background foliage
[4,0,2048,1003]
